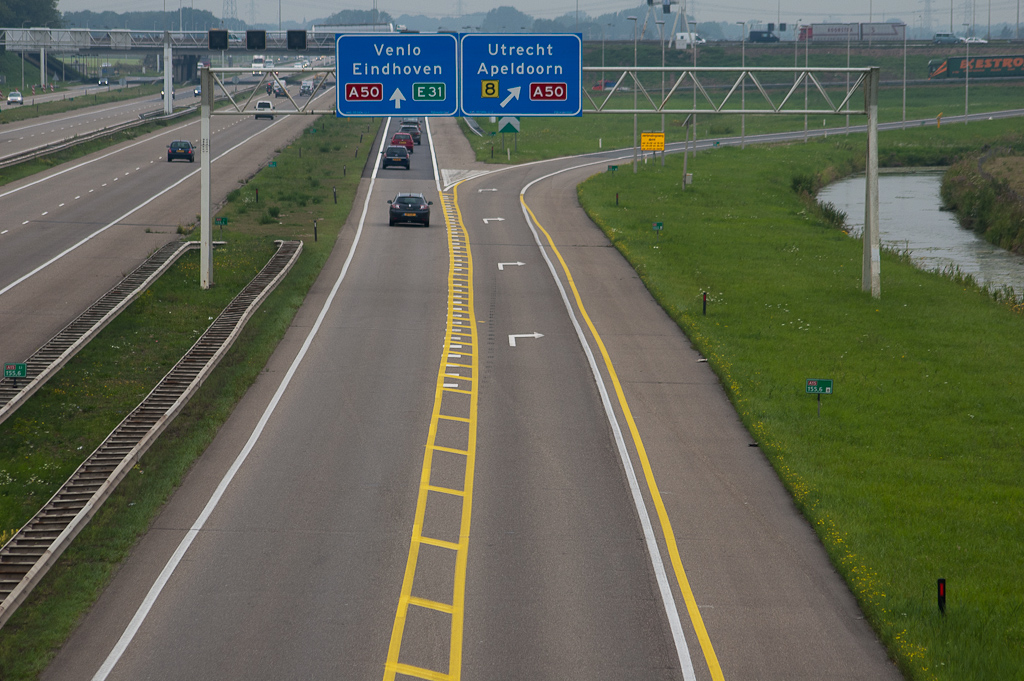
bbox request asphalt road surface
[38,116,903,680]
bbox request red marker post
[938,578,946,615]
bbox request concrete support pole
[863,67,881,299]
[40,47,46,86]
[163,34,173,115]
[200,66,213,289]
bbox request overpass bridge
[2,28,345,90]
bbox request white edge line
[90,116,391,681]
[518,170,698,681]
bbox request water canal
[818,170,1024,295]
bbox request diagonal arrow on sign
[389,88,406,109]
[497,261,525,270]
[482,218,504,224]
[499,86,521,109]
[508,332,543,347]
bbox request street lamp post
[737,21,746,148]
[964,23,971,123]
[629,16,638,173]
[657,20,665,165]
[804,24,809,142]
[902,24,907,129]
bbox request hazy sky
[55,0,1022,30]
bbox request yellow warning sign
[640,132,665,151]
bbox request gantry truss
[197,65,882,299]
[582,66,873,115]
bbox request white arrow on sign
[389,88,406,109]
[508,332,543,347]
[482,218,504,224]
[499,86,521,109]
[497,261,525,270]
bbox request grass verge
[576,117,1024,680]
[0,114,375,679]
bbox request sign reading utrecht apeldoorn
[460,33,582,117]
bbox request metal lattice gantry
[579,65,881,299]
[207,66,338,117]
[582,65,872,115]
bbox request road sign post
[806,378,834,416]
[460,33,582,117]
[4,363,26,389]
[335,34,458,117]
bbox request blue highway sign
[336,33,459,117]
[460,33,582,117]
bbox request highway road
[37,116,903,680]
[0,80,274,161]
[0,81,332,367]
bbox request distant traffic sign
[335,34,458,117]
[460,33,582,117]
[3,363,26,379]
[641,132,665,151]
[806,378,834,395]
[498,116,520,133]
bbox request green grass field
[575,118,1024,680]
[0,115,372,680]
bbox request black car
[398,124,421,145]
[273,83,287,97]
[167,140,195,162]
[381,145,410,170]
[388,193,432,226]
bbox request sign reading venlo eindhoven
[335,33,458,117]
[460,33,582,117]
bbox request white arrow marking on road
[389,88,406,109]
[508,332,543,347]
[497,262,525,271]
[482,217,505,224]
[500,86,521,109]
[478,188,497,193]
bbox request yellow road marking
[383,185,478,681]
[521,196,725,681]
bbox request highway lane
[42,117,447,680]
[0,84,333,366]
[43,116,903,680]
[0,89,194,160]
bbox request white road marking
[508,332,543,347]
[41,211,48,216]
[497,261,525,270]
[482,217,504,224]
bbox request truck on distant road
[673,32,706,49]
[928,55,1024,79]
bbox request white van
[299,80,314,96]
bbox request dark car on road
[167,140,195,162]
[273,83,287,97]
[381,145,410,170]
[388,193,432,226]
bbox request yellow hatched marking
[521,197,724,680]
[393,663,451,681]
[419,536,462,551]
[383,183,478,681]
[426,485,466,497]
[438,414,471,423]
[408,596,456,614]
[431,445,469,456]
